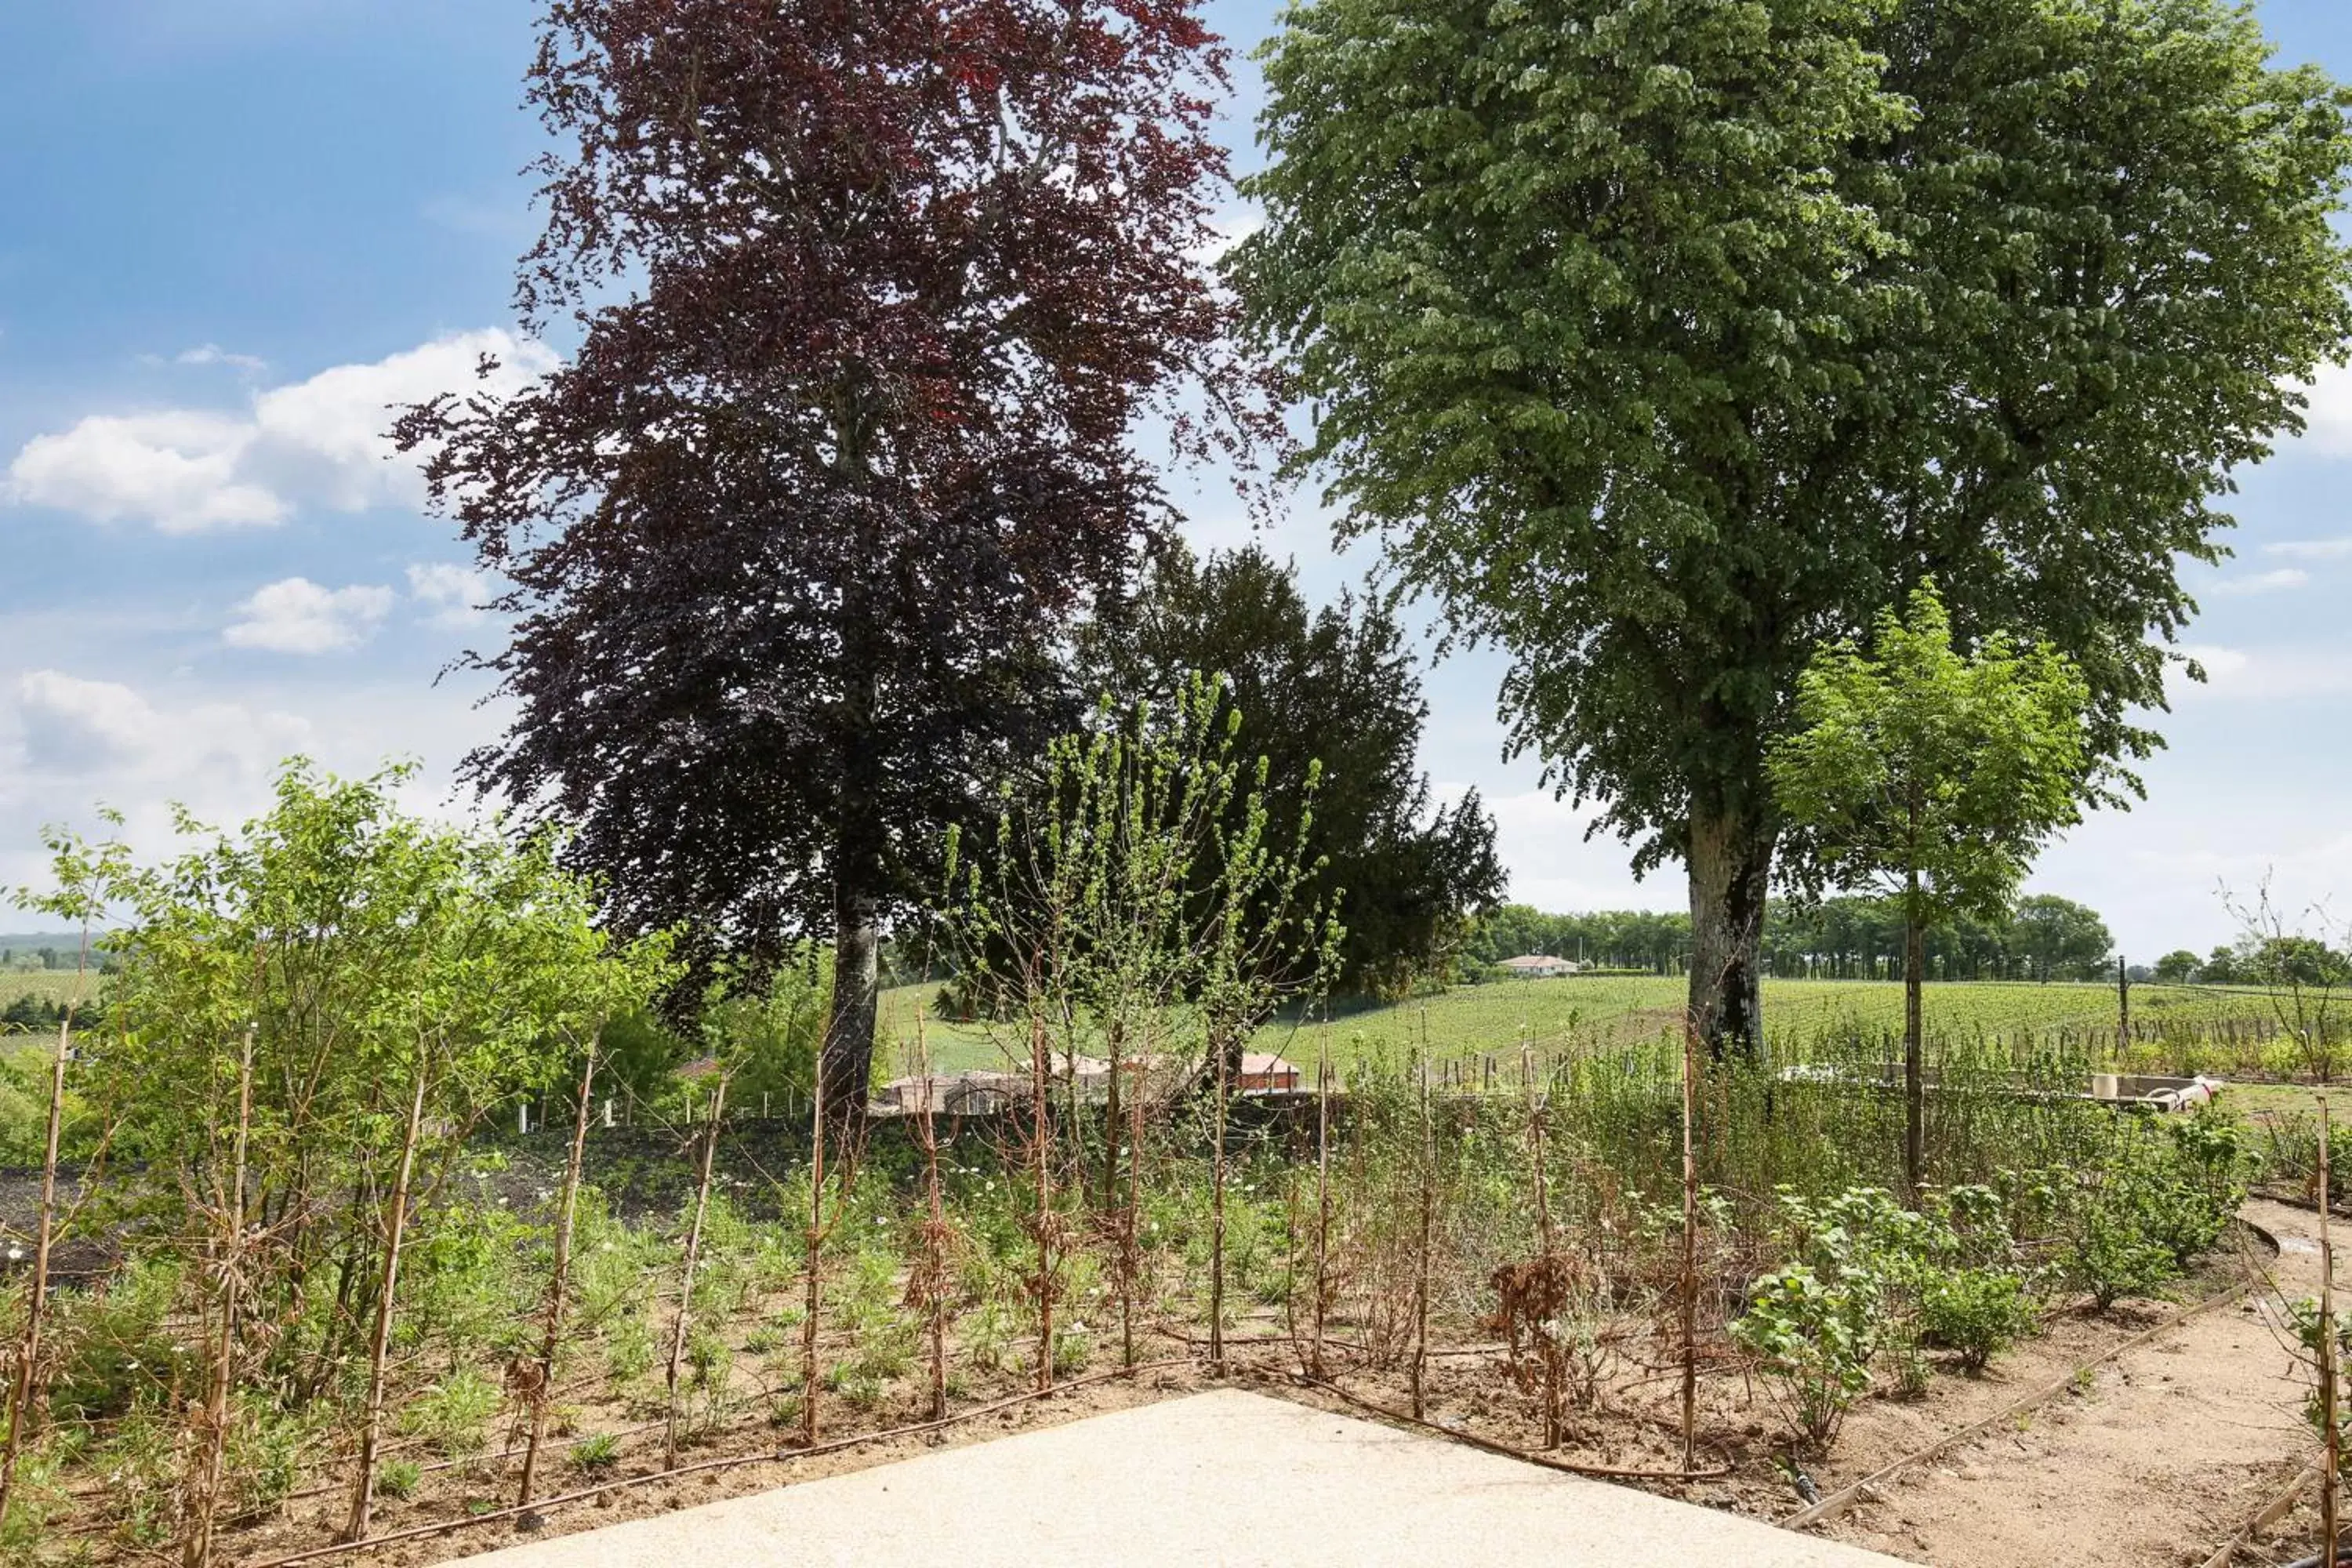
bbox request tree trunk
[821,647,882,1127]
[1686,806,1773,1058]
[1904,874,1926,1203]
[822,884,880,1125]
[345,1065,429,1541]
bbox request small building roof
[1239,1052,1297,1075]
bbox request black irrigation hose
[2280,1549,2352,1568]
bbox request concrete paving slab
[453,1388,1904,1566]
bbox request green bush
[1921,1268,2034,1371]
[2288,1299,2352,1475]
[1731,1265,1875,1452]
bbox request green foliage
[1076,543,1504,998]
[376,1459,423,1501]
[1241,0,2352,1041]
[1920,1269,2035,1372]
[399,1370,503,1460]
[570,1432,623,1474]
[47,1261,188,1424]
[2288,1299,2352,1475]
[2009,897,2118,985]
[1733,1265,1878,1452]
[1772,582,2093,929]
[700,957,829,1111]
[2050,1120,2248,1311]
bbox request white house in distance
[1500,953,1579,978]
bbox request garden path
[1817,1197,2322,1566]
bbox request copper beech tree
[401,0,1276,1116]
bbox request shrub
[2288,1299,2352,1475]
[1731,1265,1875,1452]
[1921,1268,2034,1370]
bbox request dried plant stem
[800,1061,827,1449]
[1207,1031,1230,1376]
[183,1024,255,1568]
[343,1062,430,1540]
[1524,1047,1561,1449]
[1029,1007,1056,1392]
[2324,1094,2339,1565]
[1412,1056,1433,1421]
[517,1041,598,1508]
[666,1074,729,1468]
[1312,1036,1332,1381]
[1679,1021,1700,1474]
[0,945,78,1533]
[1122,1036,1146,1372]
[911,1014,949,1421]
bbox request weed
[570,1432,623,1473]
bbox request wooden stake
[1413,1054,1433,1421]
[913,1020,949,1421]
[183,1024,255,1568]
[344,1062,430,1540]
[1526,1045,1560,1449]
[0,933,80,1531]
[2325,1094,2339,1566]
[1680,1020,1700,1475]
[1029,1005,1055,1392]
[517,1040,598,1507]
[665,1073,728,1468]
[799,1056,826,1450]
[1312,1035,1332,1381]
[1208,1029,1230,1377]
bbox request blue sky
[2,0,2349,959]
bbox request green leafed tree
[1076,543,1504,996]
[1237,0,2352,1053]
[2152,949,2202,985]
[1770,582,2091,1194]
[2011,894,2118,983]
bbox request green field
[873,974,2295,1080]
[0,970,101,1011]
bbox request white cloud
[405,562,490,629]
[4,328,556,532]
[2207,568,2310,596]
[2172,641,2352,702]
[2267,537,2352,561]
[14,672,165,772]
[223,577,394,654]
[0,669,515,913]
[176,344,267,374]
[5,411,287,532]
[7,669,313,787]
[2292,360,2352,458]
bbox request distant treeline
[1463,893,2119,983]
[0,935,114,972]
